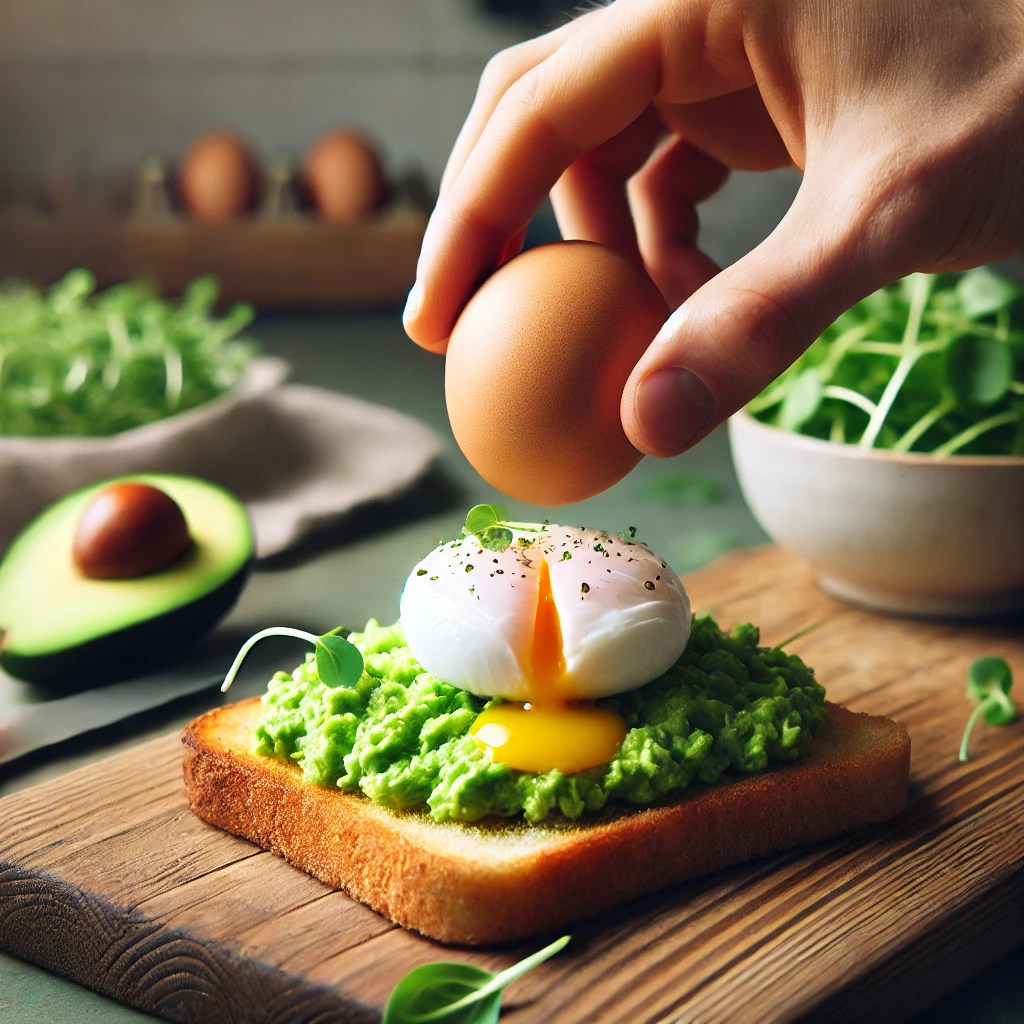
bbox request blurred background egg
[178,131,259,223]
[445,240,669,505]
[303,129,385,222]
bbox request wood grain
[1,547,1022,1023]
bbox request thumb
[620,172,913,456]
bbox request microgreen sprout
[0,270,255,437]
[750,267,1024,456]
[221,625,363,692]
[382,934,569,1024]
[463,504,545,552]
[958,656,1018,762]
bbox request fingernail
[403,281,423,329]
[634,366,715,454]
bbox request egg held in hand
[400,525,691,774]
[444,241,669,506]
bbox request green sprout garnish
[750,268,1024,455]
[0,270,255,437]
[221,625,363,692]
[382,935,569,1024]
[462,504,545,552]
[958,656,1019,762]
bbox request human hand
[404,0,1024,456]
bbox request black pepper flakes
[644,580,656,590]
[581,582,590,594]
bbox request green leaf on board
[383,935,570,1024]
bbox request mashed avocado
[254,616,828,824]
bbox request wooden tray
[0,547,1021,1023]
[0,207,426,307]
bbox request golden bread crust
[182,698,910,945]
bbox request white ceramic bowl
[728,410,1024,618]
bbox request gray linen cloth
[0,358,443,559]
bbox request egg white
[399,526,691,701]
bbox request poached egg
[400,525,691,774]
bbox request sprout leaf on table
[383,935,570,1024]
[958,656,1018,762]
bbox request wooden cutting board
[1,547,1021,1024]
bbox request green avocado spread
[253,616,828,824]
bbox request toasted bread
[182,698,910,945]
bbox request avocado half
[0,474,253,687]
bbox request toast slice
[182,698,910,945]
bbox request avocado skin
[1,560,251,693]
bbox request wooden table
[1,311,1021,1023]
[2,542,1022,1023]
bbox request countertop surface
[1,307,1022,1023]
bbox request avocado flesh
[0,474,253,686]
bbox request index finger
[405,0,751,352]
[404,5,669,351]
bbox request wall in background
[0,0,525,193]
[0,0,810,268]
[11,0,1016,280]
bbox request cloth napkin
[0,358,443,559]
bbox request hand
[403,0,1024,456]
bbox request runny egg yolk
[470,558,627,774]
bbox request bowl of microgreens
[0,269,287,551]
[729,266,1024,618]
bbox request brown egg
[445,241,669,505]
[178,131,259,223]
[73,482,192,579]
[304,129,385,222]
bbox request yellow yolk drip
[470,557,627,774]
[529,556,565,694]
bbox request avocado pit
[73,482,193,579]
